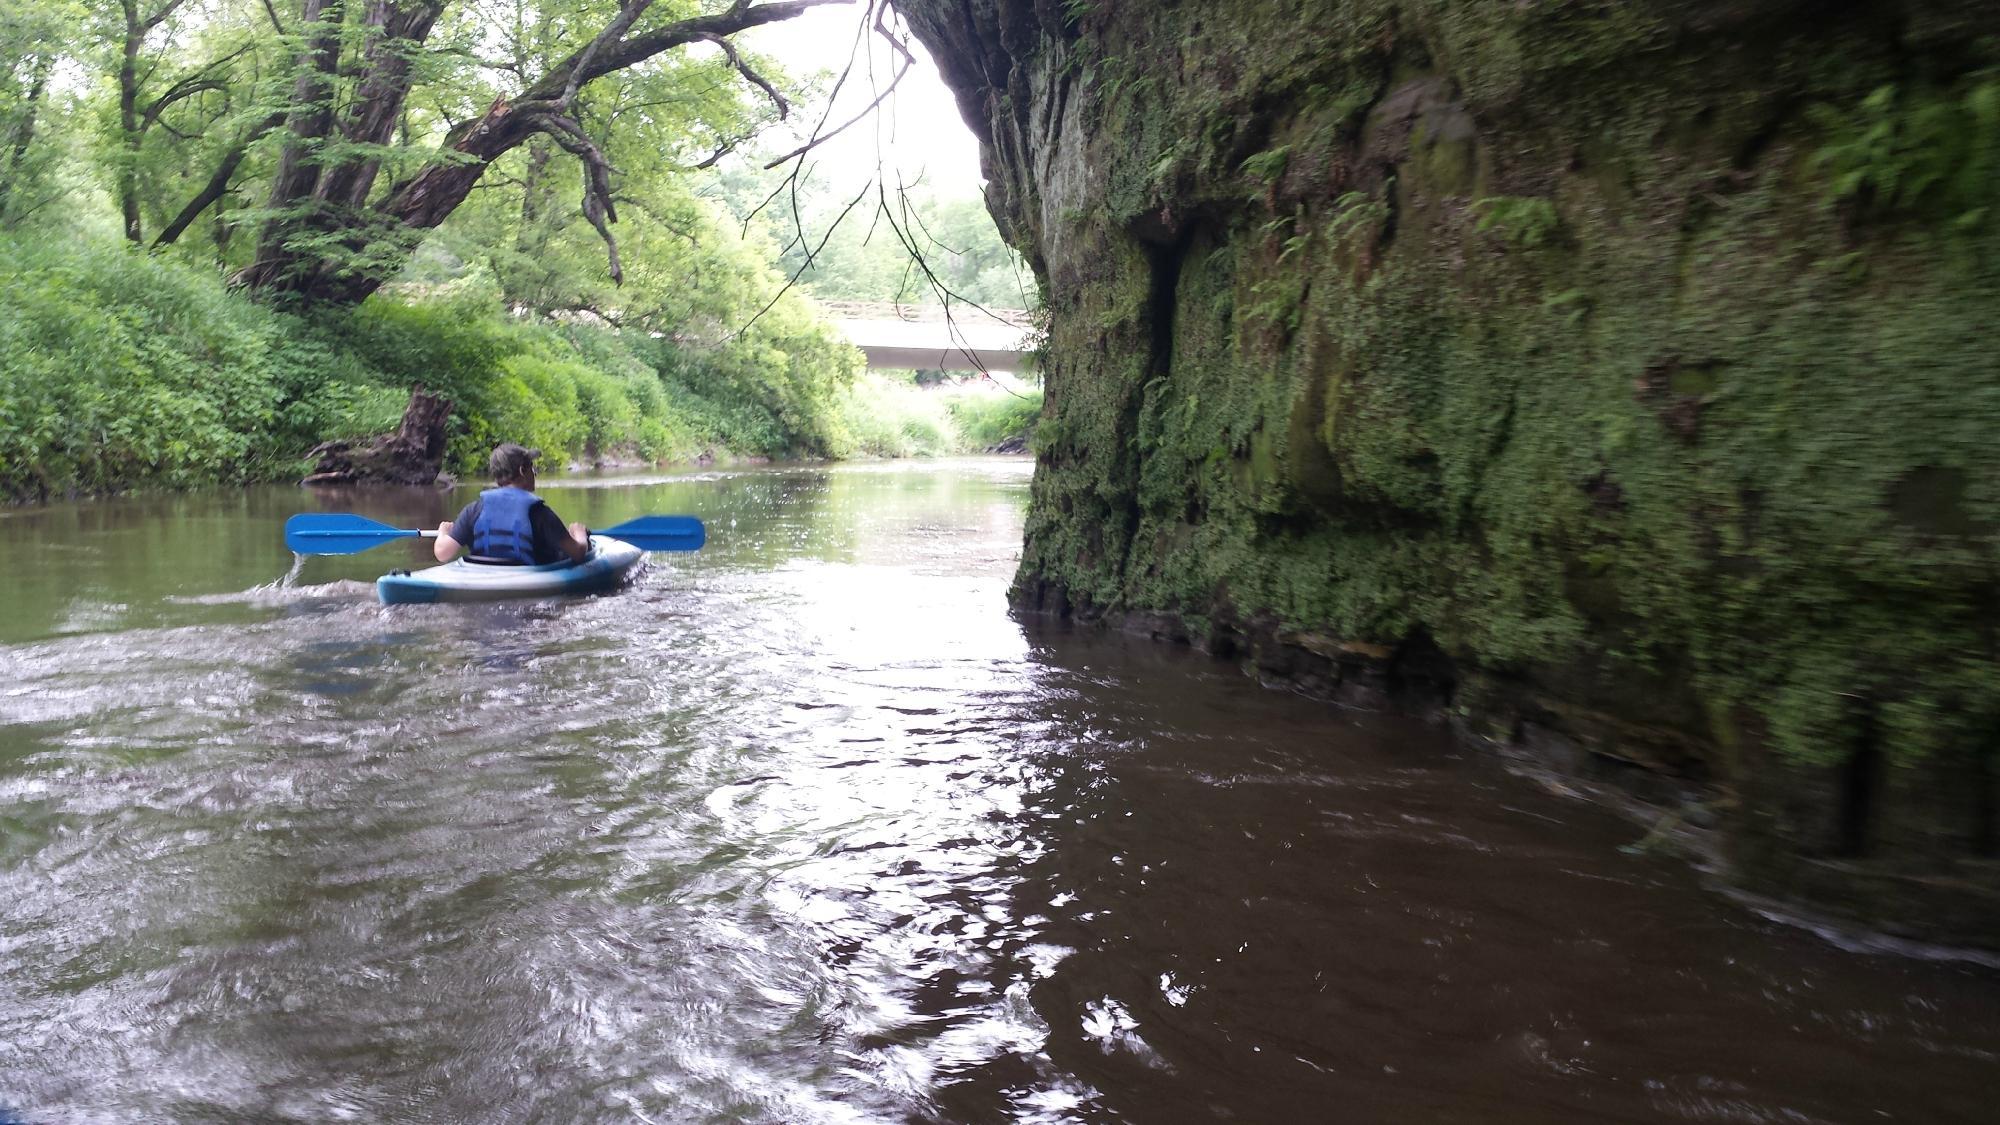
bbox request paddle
[284,512,706,555]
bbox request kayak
[376,536,645,605]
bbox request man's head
[489,442,541,486]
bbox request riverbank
[0,236,1035,504]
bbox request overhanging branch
[522,111,624,285]
[566,0,849,91]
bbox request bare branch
[566,0,850,90]
[141,77,228,132]
[153,109,287,247]
[560,0,655,110]
[871,171,1019,376]
[731,0,895,328]
[687,139,740,170]
[739,5,872,237]
[142,0,191,33]
[699,33,788,119]
[734,178,872,338]
[871,0,917,69]
[758,59,909,169]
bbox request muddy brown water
[1,459,1995,1123]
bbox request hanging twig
[730,0,917,336]
[757,64,910,169]
[737,3,873,239]
[736,178,873,337]
[699,33,789,119]
[863,153,1034,393]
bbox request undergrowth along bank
[0,237,1035,502]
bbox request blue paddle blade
[284,512,420,555]
[601,515,705,552]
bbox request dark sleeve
[529,501,578,564]
[449,501,480,546]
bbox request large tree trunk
[240,0,348,289]
[312,1,447,210]
[117,1,144,243]
[113,0,197,242]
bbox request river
[1,458,1995,1123]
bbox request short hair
[489,442,541,483]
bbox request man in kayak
[432,443,590,565]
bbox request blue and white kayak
[376,536,645,605]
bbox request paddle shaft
[285,512,702,555]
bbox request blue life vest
[472,486,541,564]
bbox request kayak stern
[376,536,645,605]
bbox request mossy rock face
[900,0,2000,942]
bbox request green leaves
[1809,71,2000,229]
[0,234,284,494]
[1471,195,1560,248]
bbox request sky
[735,3,987,200]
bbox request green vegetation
[832,375,959,458]
[819,375,1041,459]
[948,384,1044,450]
[0,234,420,495]
[0,0,1041,500]
[0,233,867,499]
[1809,71,2000,227]
[1238,145,1291,196]
[1471,196,1561,247]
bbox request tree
[112,0,267,244]
[234,0,841,305]
[0,0,83,225]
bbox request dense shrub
[947,384,1043,450]
[0,236,292,495]
[0,236,873,499]
[833,375,960,458]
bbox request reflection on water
[2,458,1998,1123]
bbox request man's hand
[433,521,461,564]
[565,521,590,562]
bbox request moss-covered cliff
[899,0,2000,942]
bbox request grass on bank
[0,235,1041,501]
[0,237,857,499]
[833,374,1044,459]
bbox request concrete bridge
[821,301,1036,372]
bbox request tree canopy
[2,0,866,302]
